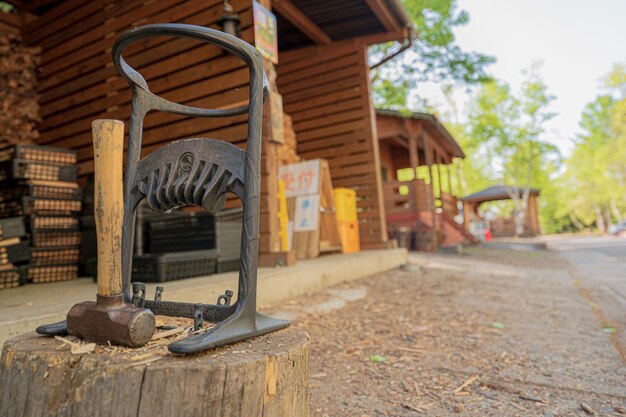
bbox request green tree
[562,63,626,232]
[459,68,559,236]
[369,0,494,109]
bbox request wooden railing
[382,180,415,215]
[440,192,459,216]
[384,180,459,217]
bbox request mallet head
[67,293,155,347]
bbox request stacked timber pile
[0,33,41,147]
[0,145,82,285]
[277,114,300,166]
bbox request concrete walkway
[0,248,407,346]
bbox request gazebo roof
[460,185,540,203]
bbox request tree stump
[0,327,310,417]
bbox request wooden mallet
[66,120,155,347]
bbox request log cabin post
[447,163,454,196]
[462,201,472,230]
[259,59,282,255]
[422,132,437,250]
[527,193,540,236]
[436,154,444,201]
[405,119,420,212]
[360,39,389,247]
[408,134,419,211]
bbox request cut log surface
[0,327,310,417]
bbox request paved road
[548,235,626,349]
[549,235,626,303]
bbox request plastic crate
[0,159,78,182]
[31,230,82,247]
[333,188,358,222]
[148,212,215,231]
[148,212,216,253]
[0,181,81,203]
[30,247,80,265]
[24,263,78,283]
[0,216,26,240]
[215,208,243,259]
[217,256,240,273]
[0,144,77,165]
[22,197,82,215]
[337,219,360,254]
[0,239,30,264]
[27,180,83,200]
[0,268,23,290]
[29,215,80,231]
[0,200,22,217]
[131,250,218,282]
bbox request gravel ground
[267,247,626,416]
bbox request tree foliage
[558,64,626,232]
[452,68,559,235]
[369,0,494,109]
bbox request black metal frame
[37,23,289,353]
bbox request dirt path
[266,247,626,416]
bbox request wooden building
[2,0,412,256]
[461,185,541,238]
[376,109,477,250]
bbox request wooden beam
[408,135,419,211]
[272,0,332,45]
[2,0,21,8]
[364,0,401,32]
[21,0,60,12]
[390,135,409,150]
[355,28,409,45]
[0,11,20,27]
[423,132,438,250]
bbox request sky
[412,0,626,155]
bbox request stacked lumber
[277,114,300,166]
[0,33,41,147]
[0,144,82,285]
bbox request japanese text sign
[278,160,320,198]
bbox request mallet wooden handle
[92,120,124,296]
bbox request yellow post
[277,179,289,251]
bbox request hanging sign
[252,1,278,64]
[278,160,321,198]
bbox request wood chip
[151,327,185,340]
[581,403,595,415]
[452,375,479,394]
[54,336,95,355]
[129,357,162,367]
[397,347,425,354]
[130,353,157,361]
[518,394,547,403]
[402,403,426,414]
[71,343,96,355]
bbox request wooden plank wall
[24,0,285,253]
[24,0,255,178]
[276,40,388,248]
[0,11,21,35]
